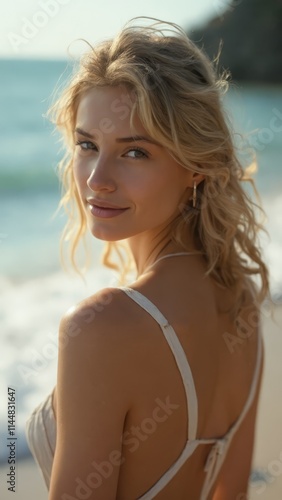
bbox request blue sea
[0,59,281,463]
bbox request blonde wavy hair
[49,17,269,310]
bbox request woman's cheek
[73,158,87,187]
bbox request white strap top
[25,252,263,499]
[119,284,262,498]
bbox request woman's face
[73,85,193,242]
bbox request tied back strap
[119,286,198,441]
[228,324,263,439]
[200,323,263,500]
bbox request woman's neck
[126,232,198,277]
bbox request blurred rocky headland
[188,0,282,84]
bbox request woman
[26,17,269,499]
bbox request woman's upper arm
[212,336,265,500]
[49,288,133,500]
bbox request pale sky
[1,0,231,59]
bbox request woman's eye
[75,140,97,151]
[125,148,148,159]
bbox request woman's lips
[88,204,129,218]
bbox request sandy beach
[0,305,281,500]
[248,304,282,500]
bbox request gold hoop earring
[192,181,197,208]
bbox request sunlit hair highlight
[48,17,269,311]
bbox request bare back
[114,253,263,499]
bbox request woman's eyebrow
[116,136,160,145]
[74,127,160,145]
[74,127,94,138]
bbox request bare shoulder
[50,286,149,498]
[60,286,123,332]
[57,286,150,401]
[59,286,144,343]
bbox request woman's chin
[88,224,126,242]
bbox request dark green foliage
[188,0,282,83]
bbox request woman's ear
[190,171,205,187]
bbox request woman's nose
[86,156,116,192]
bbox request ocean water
[0,59,281,462]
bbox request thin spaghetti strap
[226,319,263,441]
[143,251,203,273]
